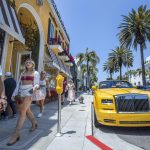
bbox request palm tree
[125,70,136,82]
[103,59,118,79]
[108,46,133,80]
[89,65,98,78]
[80,64,99,87]
[90,73,98,86]
[77,48,100,89]
[80,64,87,87]
[118,5,150,85]
[89,66,99,86]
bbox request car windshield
[137,85,150,90]
[145,86,150,90]
[99,81,133,89]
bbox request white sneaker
[37,113,42,118]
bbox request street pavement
[46,93,99,150]
[95,125,150,150]
[0,93,99,150]
[0,93,148,150]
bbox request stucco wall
[4,0,70,75]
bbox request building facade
[130,56,150,86]
[0,0,73,98]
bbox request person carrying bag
[7,59,40,146]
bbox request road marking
[86,135,113,150]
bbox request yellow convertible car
[93,80,150,127]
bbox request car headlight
[101,99,113,104]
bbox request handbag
[32,89,44,101]
[14,77,22,104]
[14,94,22,104]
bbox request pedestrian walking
[7,59,40,146]
[3,72,17,119]
[61,80,67,105]
[0,65,7,115]
[65,80,76,105]
[36,71,51,118]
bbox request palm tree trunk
[89,71,91,88]
[119,66,122,80]
[110,72,112,79]
[82,74,84,87]
[140,44,146,85]
[129,74,131,82]
[87,60,89,90]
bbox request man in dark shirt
[3,72,17,119]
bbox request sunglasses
[26,61,32,64]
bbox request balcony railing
[48,38,62,45]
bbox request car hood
[97,88,150,97]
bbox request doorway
[15,51,31,80]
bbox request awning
[47,46,60,70]
[47,46,72,78]
[0,0,25,44]
[58,51,70,61]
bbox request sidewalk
[0,93,99,150]
[46,94,99,150]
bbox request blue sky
[54,0,150,81]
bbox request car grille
[115,94,149,112]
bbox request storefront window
[0,29,5,65]
[49,22,55,39]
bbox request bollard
[91,102,94,136]
[56,74,64,137]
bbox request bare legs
[26,107,37,131]
[37,99,45,118]
[7,97,36,145]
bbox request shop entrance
[11,7,40,79]
[15,51,31,80]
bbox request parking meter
[56,75,64,94]
[56,74,64,136]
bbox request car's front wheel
[94,110,100,127]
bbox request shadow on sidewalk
[0,93,83,150]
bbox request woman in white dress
[36,71,50,118]
[65,80,76,105]
[7,59,40,146]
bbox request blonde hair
[25,59,35,71]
